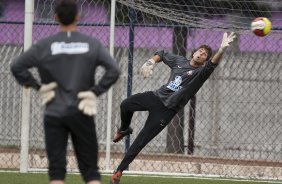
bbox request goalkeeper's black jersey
[11,31,120,117]
[154,50,217,111]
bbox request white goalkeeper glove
[140,59,156,78]
[218,32,236,54]
[77,91,97,116]
[38,82,58,105]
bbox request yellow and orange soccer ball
[251,17,272,37]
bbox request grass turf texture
[0,172,279,184]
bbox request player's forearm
[211,49,224,64]
[212,32,236,64]
[10,60,41,90]
[150,55,161,63]
[91,65,120,96]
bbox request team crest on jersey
[187,70,193,75]
[51,42,89,55]
[167,75,183,91]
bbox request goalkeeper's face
[192,48,208,66]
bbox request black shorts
[44,111,100,182]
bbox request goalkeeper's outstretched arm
[140,55,161,78]
[212,32,236,64]
[150,55,161,63]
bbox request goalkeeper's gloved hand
[140,59,156,78]
[77,91,97,116]
[38,82,58,105]
[218,32,236,54]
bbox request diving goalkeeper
[10,1,120,184]
[110,32,236,184]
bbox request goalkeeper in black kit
[110,32,236,184]
[10,1,120,184]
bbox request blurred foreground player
[11,0,120,184]
[110,32,236,184]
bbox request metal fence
[0,0,281,181]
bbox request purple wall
[0,0,281,52]
[1,0,108,23]
[2,0,24,22]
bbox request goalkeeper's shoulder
[154,50,181,61]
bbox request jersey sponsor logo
[51,42,89,55]
[167,75,183,91]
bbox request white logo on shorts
[187,70,193,75]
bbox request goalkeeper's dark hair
[191,45,213,61]
[55,0,78,26]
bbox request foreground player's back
[12,31,119,117]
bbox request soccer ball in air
[251,17,272,37]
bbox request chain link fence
[0,0,281,181]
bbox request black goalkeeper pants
[44,112,100,182]
[117,91,177,172]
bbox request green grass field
[0,172,281,184]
